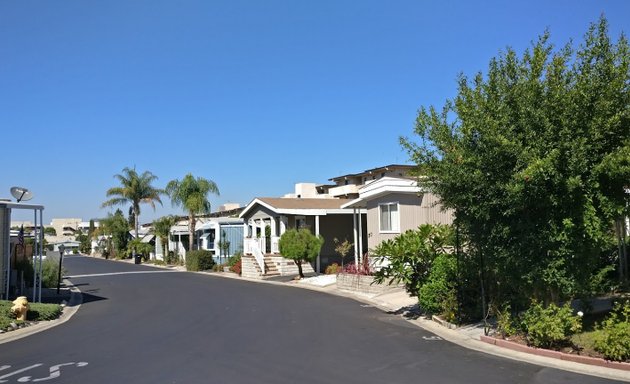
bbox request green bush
[28,302,63,321]
[594,300,630,362]
[227,253,242,268]
[521,301,582,349]
[373,224,453,297]
[325,263,340,275]
[0,300,62,330]
[494,304,518,338]
[418,253,457,319]
[185,250,215,271]
[42,258,66,288]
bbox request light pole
[57,244,65,294]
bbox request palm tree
[166,174,219,252]
[102,167,164,239]
[152,215,177,262]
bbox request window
[379,202,399,232]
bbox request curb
[480,335,630,372]
[0,280,83,345]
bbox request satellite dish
[10,187,33,203]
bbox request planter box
[336,273,403,295]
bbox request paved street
[0,256,625,383]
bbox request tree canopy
[279,228,324,278]
[166,173,219,252]
[102,167,164,239]
[401,17,629,307]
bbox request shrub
[0,300,62,330]
[594,300,630,362]
[227,253,242,268]
[42,257,66,288]
[521,301,582,349]
[325,263,340,275]
[372,224,453,296]
[494,304,518,338]
[341,255,372,275]
[185,250,215,271]
[230,259,242,275]
[28,302,63,321]
[418,253,456,318]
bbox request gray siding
[366,192,453,250]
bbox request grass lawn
[0,300,62,331]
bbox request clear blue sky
[2,0,628,225]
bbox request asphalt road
[0,256,624,383]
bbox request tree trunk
[297,260,304,278]
[188,214,196,253]
[134,204,140,239]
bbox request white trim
[240,198,364,217]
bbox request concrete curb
[480,335,630,372]
[0,279,83,345]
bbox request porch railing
[245,238,266,274]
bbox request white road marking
[66,270,181,278]
[422,336,443,341]
[17,362,88,383]
[0,367,9,373]
[0,365,42,383]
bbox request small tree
[279,228,324,278]
[218,230,231,264]
[152,215,177,262]
[333,238,353,267]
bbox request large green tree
[166,174,219,252]
[278,228,324,278]
[401,17,629,308]
[102,167,164,239]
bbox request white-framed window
[379,202,399,233]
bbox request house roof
[341,177,423,209]
[240,197,363,218]
[329,164,415,182]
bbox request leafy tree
[401,17,629,309]
[279,228,324,278]
[76,232,91,254]
[102,167,164,239]
[43,227,57,236]
[166,173,219,252]
[97,209,129,259]
[152,215,177,262]
[372,224,454,297]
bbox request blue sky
[2,0,629,224]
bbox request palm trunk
[134,204,140,239]
[188,214,195,252]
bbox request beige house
[342,176,453,258]
[239,165,423,278]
